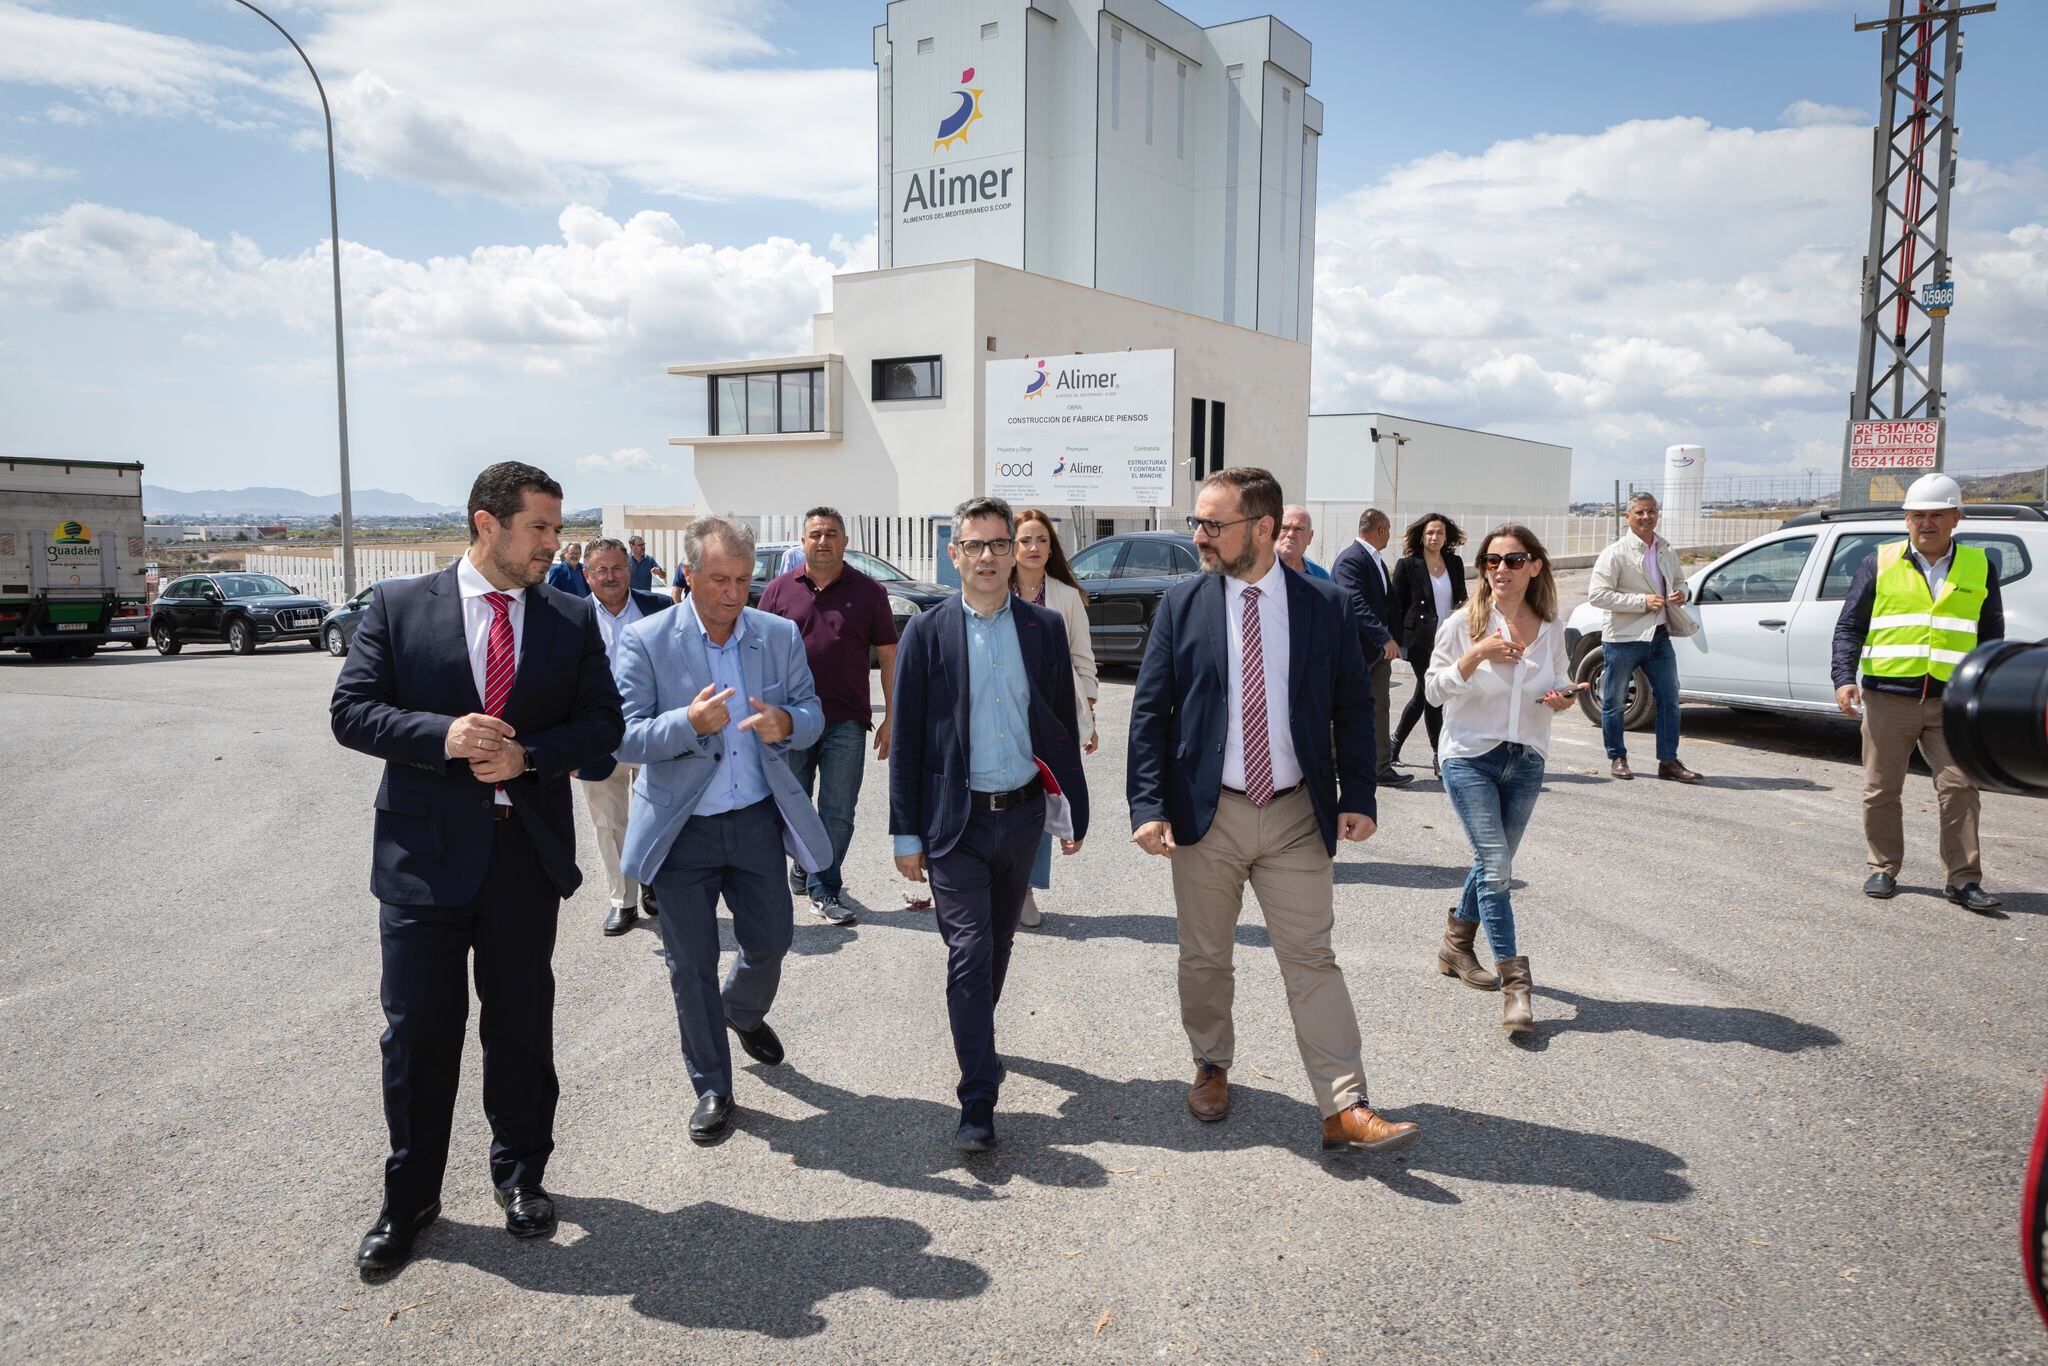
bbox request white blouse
[1429,566,1454,623]
[1422,606,1575,761]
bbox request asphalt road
[2,614,2044,1362]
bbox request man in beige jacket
[1588,493,1703,783]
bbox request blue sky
[2,0,2043,505]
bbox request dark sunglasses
[1478,552,1536,570]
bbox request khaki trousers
[578,763,640,910]
[1170,786,1367,1117]
[1861,690,1980,885]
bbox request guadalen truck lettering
[903,166,1015,211]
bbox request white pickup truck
[0,457,152,659]
[1564,503,2047,729]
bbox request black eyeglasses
[1187,515,1257,537]
[955,538,1015,559]
[1478,552,1536,570]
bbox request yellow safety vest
[1860,541,1989,683]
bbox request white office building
[672,0,1323,573]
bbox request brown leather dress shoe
[1610,757,1633,780]
[1320,1101,1421,1153]
[1187,1063,1229,1122]
[1658,760,1703,784]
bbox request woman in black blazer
[1389,512,1468,775]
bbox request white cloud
[1313,115,2048,488]
[43,102,98,127]
[0,152,72,181]
[0,201,858,376]
[1780,100,1868,128]
[1531,0,1834,22]
[0,1,875,210]
[577,447,670,476]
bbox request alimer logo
[934,67,984,152]
[1052,454,1067,476]
[53,520,90,543]
[1023,359,1047,399]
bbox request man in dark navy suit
[1331,507,1413,787]
[1129,467,1421,1155]
[332,462,623,1278]
[890,496,1089,1153]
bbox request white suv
[1564,504,2047,729]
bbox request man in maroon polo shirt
[758,506,900,924]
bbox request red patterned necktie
[1240,585,1274,806]
[483,591,515,717]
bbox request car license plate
[56,622,87,631]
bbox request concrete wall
[1308,413,1572,510]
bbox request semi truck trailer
[0,457,150,659]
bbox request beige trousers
[1861,689,1981,885]
[578,763,640,910]
[1170,786,1367,1117]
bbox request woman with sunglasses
[1388,512,1467,778]
[1010,509,1099,928]
[1422,525,1578,1034]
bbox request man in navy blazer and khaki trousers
[332,462,624,1278]
[1129,468,1421,1154]
[891,496,1089,1153]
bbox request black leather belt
[970,776,1043,811]
[1224,781,1303,801]
[493,804,516,821]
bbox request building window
[1109,29,1122,131]
[1176,62,1186,159]
[1144,45,1155,146]
[1211,400,1227,472]
[981,21,998,40]
[1189,399,1207,480]
[916,36,934,54]
[873,356,943,401]
[706,367,824,435]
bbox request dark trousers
[1369,655,1394,776]
[928,794,1045,1106]
[1392,638,1442,760]
[650,798,792,1098]
[784,718,866,898]
[377,817,560,1220]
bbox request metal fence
[241,548,450,604]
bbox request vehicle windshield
[215,574,297,598]
[847,550,908,582]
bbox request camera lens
[1942,641,2048,794]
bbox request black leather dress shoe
[690,1092,733,1145]
[1376,768,1415,787]
[1946,882,2003,914]
[1863,871,1898,899]
[953,1100,997,1153]
[602,903,637,936]
[356,1202,439,1278]
[494,1185,557,1239]
[639,887,659,919]
[728,1017,785,1066]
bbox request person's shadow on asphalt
[1001,1057,1692,1208]
[1530,985,1843,1053]
[421,1197,988,1338]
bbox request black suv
[1066,530,1203,665]
[151,572,331,654]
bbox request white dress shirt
[1221,557,1304,793]
[1909,545,1954,600]
[1422,606,1575,761]
[455,555,527,805]
[591,591,645,669]
[1355,537,1389,592]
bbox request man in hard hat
[1831,472,2005,912]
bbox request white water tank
[1663,444,1705,540]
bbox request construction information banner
[1849,420,1942,469]
[985,349,1175,508]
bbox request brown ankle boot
[1497,956,1534,1034]
[1436,910,1500,990]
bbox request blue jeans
[783,719,866,897]
[1601,627,1682,763]
[1441,743,1546,961]
[1029,829,1052,890]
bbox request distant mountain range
[143,485,462,517]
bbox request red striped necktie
[483,591,515,717]
[1240,585,1274,805]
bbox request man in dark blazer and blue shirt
[1332,507,1413,787]
[331,462,624,1278]
[1129,467,1421,1155]
[891,496,1089,1153]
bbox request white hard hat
[1901,472,1962,510]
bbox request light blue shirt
[894,597,1037,857]
[689,601,772,818]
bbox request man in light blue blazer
[614,515,832,1145]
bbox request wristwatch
[522,749,536,775]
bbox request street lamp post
[1371,426,1409,522]
[229,0,356,598]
